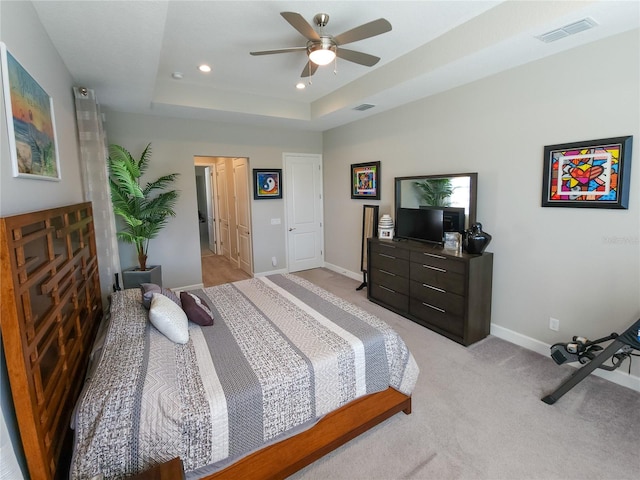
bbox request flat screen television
[395,207,444,245]
[419,206,465,233]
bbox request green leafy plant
[414,178,455,207]
[108,143,179,271]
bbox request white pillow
[149,292,189,344]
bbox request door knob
[289,227,296,231]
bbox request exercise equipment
[542,318,640,404]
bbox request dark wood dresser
[367,238,493,346]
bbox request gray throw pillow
[140,283,181,309]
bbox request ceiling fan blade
[336,48,380,67]
[333,18,392,46]
[281,12,320,41]
[300,61,319,78]
[250,47,306,56]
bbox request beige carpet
[288,268,639,480]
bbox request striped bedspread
[71,274,419,479]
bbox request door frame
[204,166,216,253]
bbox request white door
[204,167,216,253]
[215,160,231,260]
[284,153,324,272]
[233,158,253,275]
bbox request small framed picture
[444,232,461,252]
[351,161,380,200]
[253,169,282,199]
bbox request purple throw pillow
[180,291,214,326]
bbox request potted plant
[108,143,179,288]
[414,178,455,206]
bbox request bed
[1,202,418,480]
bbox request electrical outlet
[271,256,277,267]
[549,317,560,331]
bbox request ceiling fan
[250,12,392,77]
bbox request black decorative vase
[464,222,492,254]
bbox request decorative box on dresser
[367,238,493,346]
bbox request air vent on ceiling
[353,103,375,111]
[537,17,598,43]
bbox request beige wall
[323,30,640,376]
[0,2,84,217]
[104,111,322,288]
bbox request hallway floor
[201,254,251,287]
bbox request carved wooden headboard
[0,202,103,480]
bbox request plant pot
[122,265,162,289]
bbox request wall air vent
[537,17,598,43]
[353,104,375,111]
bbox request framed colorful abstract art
[541,136,633,209]
[1,42,61,180]
[351,161,380,200]
[253,169,282,199]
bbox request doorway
[194,156,253,283]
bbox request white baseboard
[491,323,640,393]
[254,268,287,277]
[323,262,362,282]
[172,283,205,293]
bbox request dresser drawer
[369,252,409,277]
[410,251,465,275]
[370,268,409,294]
[410,262,465,296]
[370,283,409,312]
[371,241,410,260]
[409,280,465,317]
[409,298,464,338]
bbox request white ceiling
[32,0,639,132]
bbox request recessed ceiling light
[296,82,306,90]
[198,64,211,73]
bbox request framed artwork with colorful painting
[253,169,282,199]
[1,42,61,180]
[351,161,380,200]
[541,136,633,209]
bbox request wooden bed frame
[0,202,103,480]
[1,202,411,480]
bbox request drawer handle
[424,253,446,259]
[379,253,397,259]
[380,244,397,249]
[422,283,445,293]
[380,269,396,277]
[380,285,396,293]
[422,302,445,313]
[422,264,446,273]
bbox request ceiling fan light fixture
[308,42,336,66]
